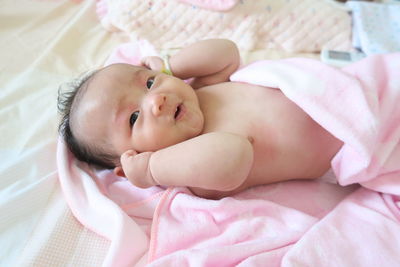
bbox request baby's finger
[124,149,137,157]
[141,56,164,71]
[139,57,149,67]
[121,150,137,164]
[140,56,156,68]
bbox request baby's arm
[120,133,253,191]
[143,39,240,88]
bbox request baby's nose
[150,94,167,116]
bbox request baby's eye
[130,111,140,126]
[146,77,155,89]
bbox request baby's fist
[140,56,164,72]
[120,150,157,189]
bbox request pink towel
[231,54,400,195]
[57,45,400,266]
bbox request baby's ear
[114,166,126,177]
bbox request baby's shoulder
[197,81,261,92]
[196,81,278,100]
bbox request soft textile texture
[0,0,124,266]
[231,54,400,195]
[96,0,351,52]
[57,47,400,266]
[346,1,400,55]
[104,40,160,66]
[58,142,360,266]
[178,0,238,11]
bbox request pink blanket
[57,46,400,266]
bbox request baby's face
[74,63,204,158]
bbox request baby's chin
[187,110,205,136]
[190,125,204,138]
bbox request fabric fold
[231,54,400,195]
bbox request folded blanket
[57,47,400,266]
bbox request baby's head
[58,63,204,170]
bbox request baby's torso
[195,82,342,195]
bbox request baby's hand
[120,150,157,189]
[140,56,164,72]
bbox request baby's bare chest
[196,82,334,188]
[196,82,311,141]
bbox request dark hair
[57,71,118,169]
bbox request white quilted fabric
[98,0,352,52]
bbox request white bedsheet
[0,0,122,265]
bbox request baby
[58,39,343,199]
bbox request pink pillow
[104,40,159,67]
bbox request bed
[1,0,399,266]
